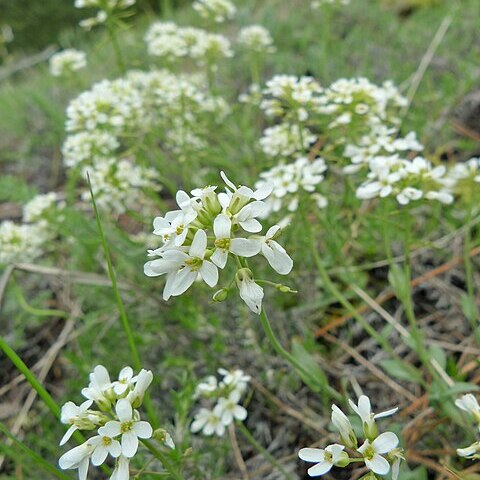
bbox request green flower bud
[212,288,229,302]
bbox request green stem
[0,422,72,479]
[463,205,478,328]
[142,440,185,480]
[0,336,60,418]
[236,422,294,480]
[106,18,126,74]
[87,176,158,428]
[259,308,340,400]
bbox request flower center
[215,238,230,250]
[121,421,134,433]
[363,445,375,460]
[101,436,112,447]
[185,257,203,271]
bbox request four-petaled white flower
[298,443,348,477]
[331,404,357,448]
[216,391,248,425]
[110,455,130,480]
[127,369,153,408]
[112,366,138,396]
[357,432,399,475]
[101,399,153,457]
[256,225,293,274]
[60,399,99,446]
[81,365,113,408]
[58,441,95,480]
[349,395,398,437]
[89,433,122,466]
[190,406,226,436]
[455,394,480,421]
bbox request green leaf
[380,358,423,384]
[461,293,478,323]
[428,345,447,370]
[388,264,408,302]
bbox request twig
[228,423,249,480]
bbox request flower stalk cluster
[299,395,403,479]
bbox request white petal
[298,448,325,463]
[189,229,207,258]
[199,261,219,287]
[213,214,231,239]
[170,268,197,296]
[109,440,122,458]
[92,445,108,466]
[239,218,262,233]
[230,238,261,257]
[365,454,390,475]
[374,407,398,419]
[60,425,77,446]
[372,431,399,454]
[211,249,228,269]
[261,241,293,275]
[78,457,90,480]
[133,421,153,439]
[121,431,139,458]
[99,421,122,438]
[116,399,132,422]
[307,461,332,476]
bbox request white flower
[235,268,264,314]
[211,214,261,268]
[357,432,399,475]
[349,395,398,438]
[191,406,226,436]
[110,456,130,480]
[298,444,348,477]
[396,187,423,205]
[23,192,60,223]
[145,229,219,299]
[49,49,87,77]
[89,434,122,466]
[112,366,138,396]
[216,391,248,425]
[126,369,153,408]
[195,375,219,398]
[331,404,357,448]
[456,394,480,422]
[218,368,251,394]
[58,441,95,480]
[457,441,480,458]
[82,365,113,408]
[60,400,99,446]
[101,399,153,458]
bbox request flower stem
[142,439,185,480]
[259,308,341,400]
[236,422,294,480]
[87,175,158,428]
[463,205,478,328]
[0,422,72,480]
[106,18,126,74]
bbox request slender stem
[0,422,72,479]
[463,205,478,327]
[142,440,185,480]
[259,308,340,400]
[236,422,294,480]
[106,17,126,74]
[87,175,158,428]
[0,336,60,418]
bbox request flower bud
[153,429,175,449]
[212,288,229,302]
[275,283,297,293]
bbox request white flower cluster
[49,49,87,77]
[58,365,171,480]
[75,0,135,30]
[344,125,423,173]
[456,394,480,459]
[0,221,50,265]
[237,25,276,54]
[299,395,403,478]
[191,368,250,437]
[255,157,328,217]
[192,0,236,23]
[0,192,63,265]
[83,158,158,214]
[260,123,316,158]
[311,0,350,8]
[318,78,407,129]
[64,70,228,213]
[144,172,294,314]
[442,157,480,196]
[261,75,323,122]
[356,156,454,205]
[145,22,233,67]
